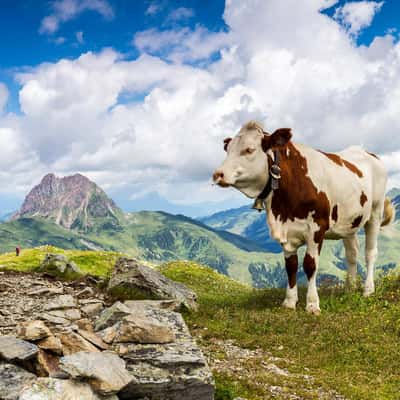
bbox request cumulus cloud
[40,0,114,34]
[166,7,195,23]
[2,0,400,207]
[334,1,384,36]
[133,26,230,63]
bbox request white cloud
[133,26,230,63]
[145,1,166,16]
[0,83,9,113]
[166,7,195,23]
[334,1,384,36]
[40,0,114,34]
[2,0,400,208]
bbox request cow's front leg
[282,250,298,310]
[303,242,321,315]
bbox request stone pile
[0,257,214,399]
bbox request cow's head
[212,121,292,198]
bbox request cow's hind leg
[364,206,382,297]
[343,235,359,290]
[303,242,321,315]
[282,250,298,309]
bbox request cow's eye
[245,147,255,154]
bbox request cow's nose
[213,170,224,182]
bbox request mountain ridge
[12,173,123,232]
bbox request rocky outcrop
[39,254,82,278]
[0,271,214,399]
[12,173,122,231]
[108,257,198,310]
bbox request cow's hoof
[306,304,321,315]
[363,285,375,297]
[282,299,297,310]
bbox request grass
[0,246,121,277]
[161,261,400,400]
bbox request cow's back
[294,144,387,239]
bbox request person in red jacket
[16,247,21,257]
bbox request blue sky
[1,0,400,217]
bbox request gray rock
[81,302,103,317]
[0,335,38,361]
[17,320,51,341]
[0,362,36,400]
[116,308,214,400]
[124,299,181,312]
[47,308,82,321]
[94,302,131,331]
[97,325,118,344]
[114,313,176,344]
[60,351,134,395]
[108,258,197,310]
[39,253,82,277]
[44,294,77,310]
[19,378,119,400]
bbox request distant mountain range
[1,173,399,288]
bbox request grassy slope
[0,246,121,277]
[161,261,400,400]
[1,249,399,399]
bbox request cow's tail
[381,197,395,227]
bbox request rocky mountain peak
[13,173,122,231]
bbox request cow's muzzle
[213,170,230,187]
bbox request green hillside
[2,207,399,288]
[200,204,400,285]
[162,261,400,400]
[0,213,283,285]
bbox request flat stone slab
[60,351,134,395]
[0,335,38,361]
[19,378,119,400]
[0,362,36,400]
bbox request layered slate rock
[19,378,119,400]
[17,320,51,341]
[39,253,82,278]
[60,351,134,395]
[0,336,38,362]
[108,257,198,310]
[116,305,214,400]
[0,363,36,400]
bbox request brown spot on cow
[360,191,368,207]
[331,205,338,222]
[271,143,330,243]
[319,151,364,178]
[303,253,316,280]
[351,215,363,228]
[285,254,298,289]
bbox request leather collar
[252,148,281,211]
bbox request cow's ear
[223,137,232,151]
[270,128,292,147]
[261,134,271,152]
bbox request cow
[213,121,395,314]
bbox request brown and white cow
[213,121,395,314]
